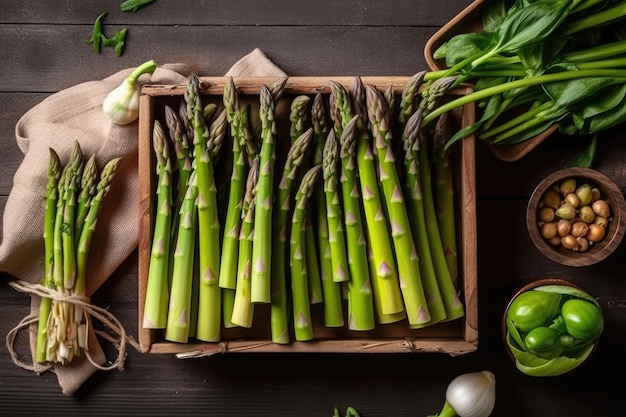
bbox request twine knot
[6,280,141,373]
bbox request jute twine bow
[6,280,141,373]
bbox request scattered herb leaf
[86,12,128,57]
[120,0,155,13]
[102,28,128,57]
[86,12,107,53]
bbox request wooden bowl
[526,167,626,267]
[501,278,601,375]
[423,0,556,162]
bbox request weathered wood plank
[0,0,471,26]
[0,25,432,92]
[0,94,48,195]
[0,25,439,92]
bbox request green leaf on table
[565,135,597,168]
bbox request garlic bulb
[429,370,496,417]
[103,59,157,125]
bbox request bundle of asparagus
[143,73,465,344]
[37,142,121,364]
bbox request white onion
[445,370,496,417]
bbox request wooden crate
[137,76,478,356]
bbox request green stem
[165,172,198,343]
[575,57,626,70]
[435,400,459,417]
[36,149,61,363]
[366,85,431,326]
[564,40,626,63]
[317,205,344,327]
[305,220,323,305]
[186,74,221,342]
[491,107,566,144]
[62,143,83,290]
[290,166,322,341]
[433,114,459,288]
[312,94,344,328]
[74,158,121,297]
[74,155,97,247]
[423,70,626,127]
[219,77,247,291]
[127,59,157,84]
[350,116,405,318]
[418,133,464,322]
[231,157,259,328]
[480,101,555,140]
[331,79,378,329]
[52,168,67,289]
[565,1,626,36]
[143,120,173,329]
[270,129,314,342]
[251,84,277,304]
[402,113,447,326]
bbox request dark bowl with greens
[502,278,604,377]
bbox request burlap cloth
[0,48,286,395]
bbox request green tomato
[507,290,562,333]
[524,326,563,359]
[561,298,604,341]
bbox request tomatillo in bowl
[502,278,604,377]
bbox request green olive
[561,299,604,341]
[507,290,562,333]
[524,326,563,359]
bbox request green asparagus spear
[185,74,222,342]
[62,142,83,290]
[143,120,173,329]
[270,128,314,343]
[433,112,459,287]
[219,77,247,292]
[290,95,311,143]
[350,77,407,323]
[417,77,465,321]
[290,165,322,341]
[314,93,344,328]
[402,109,447,325]
[329,81,379,328]
[36,149,61,362]
[366,85,431,326]
[164,104,192,202]
[165,171,198,343]
[231,156,260,328]
[74,157,122,297]
[250,84,278,304]
[74,155,97,247]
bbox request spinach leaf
[441,32,497,67]
[589,93,626,133]
[566,135,597,168]
[473,0,574,67]
[482,0,515,32]
[542,76,618,108]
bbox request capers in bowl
[526,167,625,267]
[536,177,611,253]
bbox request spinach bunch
[425,0,626,151]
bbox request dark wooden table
[1,1,624,415]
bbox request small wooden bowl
[501,278,600,374]
[527,167,626,267]
[423,0,556,162]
